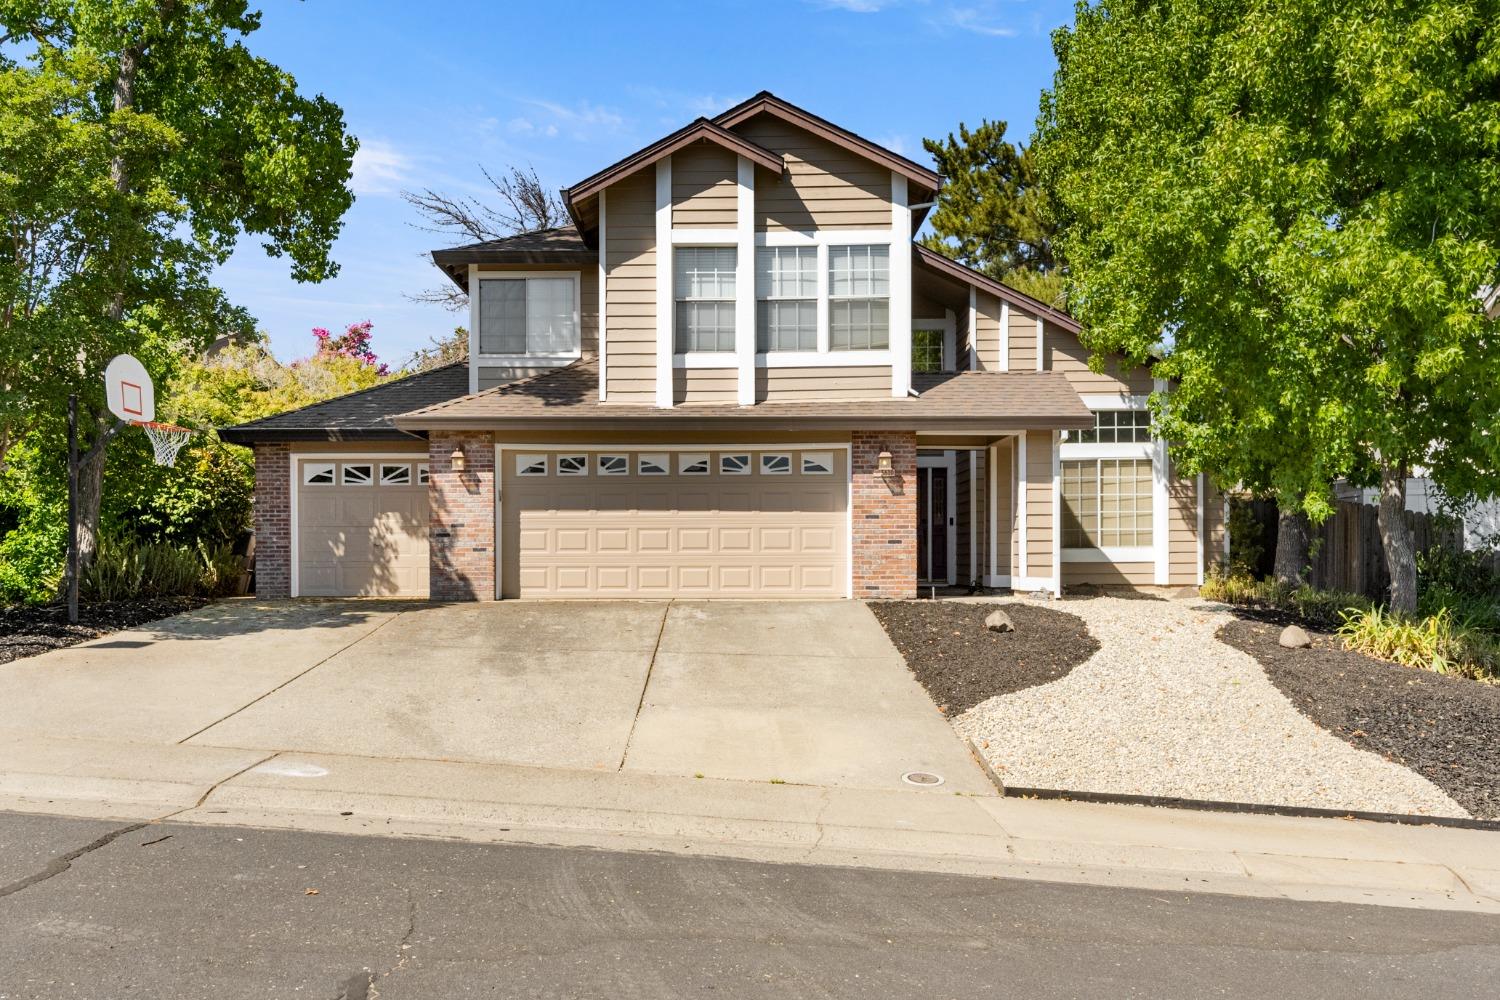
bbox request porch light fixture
[876,449,894,474]
[450,446,466,472]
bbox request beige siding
[733,114,892,231]
[1009,310,1038,373]
[477,365,559,391]
[1204,482,1229,573]
[756,365,890,402]
[1167,464,1199,586]
[673,368,739,404]
[912,289,948,321]
[671,143,737,229]
[603,171,657,402]
[1047,325,1154,395]
[1025,430,1054,579]
[974,292,1002,371]
[1063,562,1156,587]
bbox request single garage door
[295,457,430,597]
[501,448,848,598]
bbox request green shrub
[78,534,245,602]
[1200,570,1369,629]
[1338,606,1498,683]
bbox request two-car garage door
[501,448,848,599]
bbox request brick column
[851,430,917,599]
[428,432,495,601]
[252,442,291,598]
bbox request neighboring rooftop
[218,362,470,444]
[393,358,1093,432]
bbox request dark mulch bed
[1218,609,1500,820]
[871,601,1099,715]
[0,597,208,665]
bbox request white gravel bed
[955,595,1468,818]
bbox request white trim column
[999,300,1010,372]
[1196,471,1206,585]
[1037,317,1046,372]
[890,172,911,397]
[735,156,756,405]
[467,264,480,394]
[655,159,674,409]
[988,441,1000,584]
[1051,430,1062,595]
[967,287,977,370]
[598,190,607,402]
[1153,377,1171,584]
[1017,432,1029,576]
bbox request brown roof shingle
[393,358,1091,432]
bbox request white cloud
[350,138,417,196]
[875,133,911,156]
[812,0,897,11]
[513,97,627,140]
[937,5,1018,37]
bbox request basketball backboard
[104,354,154,423]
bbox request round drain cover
[901,771,944,787]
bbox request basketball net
[133,420,194,467]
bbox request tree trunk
[58,410,120,600]
[1273,504,1312,586]
[1377,461,1418,615]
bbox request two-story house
[221,93,1227,601]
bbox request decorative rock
[1279,624,1312,649]
[985,609,1016,633]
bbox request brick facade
[251,442,291,598]
[428,432,496,600]
[851,430,917,599]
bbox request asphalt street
[0,810,1496,999]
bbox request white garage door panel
[503,449,847,599]
[296,458,430,598]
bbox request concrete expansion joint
[617,599,673,772]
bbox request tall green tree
[0,0,356,589]
[920,120,1062,305]
[1035,0,1500,612]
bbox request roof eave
[217,427,427,445]
[392,413,1093,433]
[912,245,1081,334]
[562,118,784,208]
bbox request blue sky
[220,0,1076,365]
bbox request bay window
[476,275,578,356]
[674,247,737,353]
[828,244,889,350]
[756,246,817,352]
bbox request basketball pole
[66,393,79,625]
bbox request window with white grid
[1076,409,1152,444]
[477,277,577,355]
[674,247,737,353]
[1061,459,1153,549]
[828,245,889,350]
[756,246,817,352]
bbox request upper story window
[912,329,944,373]
[828,245,889,350]
[477,276,578,356]
[756,246,817,352]
[674,247,737,353]
[1077,409,1152,444]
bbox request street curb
[963,738,1500,832]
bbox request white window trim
[471,270,584,366]
[755,245,819,358]
[756,349,893,368]
[288,452,430,599]
[801,451,834,475]
[719,453,751,475]
[1080,393,1151,411]
[1058,455,1156,555]
[302,462,336,486]
[638,453,669,476]
[760,453,792,475]
[379,463,412,486]
[890,173,911,397]
[674,351,738,369]
[516,454,549,476]
[341,463,374,486]
[597,454,629,476]
[1059,441,1154,461]
[1063,546,1154,563]
[912,317,953,373]
[556,454,589,476]
[672,245,738,357]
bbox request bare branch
[404,283,470,312]
[400,163,569,248]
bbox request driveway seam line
[618,599,673,772]
[175,611,407,746]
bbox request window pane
[526,278,576,353]
[757,300,816,351]
[1061,459,1153,548]
[912,329,944,373]
[478,279,526,354]
[829,245,889,296]
[757,246,816,297]
[676,301,736,352]
[675,247,736,298]
[830,299,889,350]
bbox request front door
[917,466,949,584]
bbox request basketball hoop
[134,420,194,467]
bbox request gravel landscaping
[1219,612,1500,820]
[948,595,1467,818]
[870,601,1099,714]
[0,598,208,666]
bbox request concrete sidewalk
[3,732,1497,914]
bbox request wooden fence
[1309,501,1463,598]
[1244,499,1463,600]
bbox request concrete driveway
[0,599,989,794]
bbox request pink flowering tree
[311,321,389,375]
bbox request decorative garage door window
[760,453,791,475]
[801,452,833,474]
[720,453,750,475]
[638,454,669,475]
[557,454,588,476]
[679,453,709,475]
[516,455,548,476]
[416,463,430,485]
[341,463,373,486]
[303,462,335,485]
[598,455,628,476]
[380,463,411,485]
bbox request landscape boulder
[985,609,1016,634]
[1278,624,1312,649]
